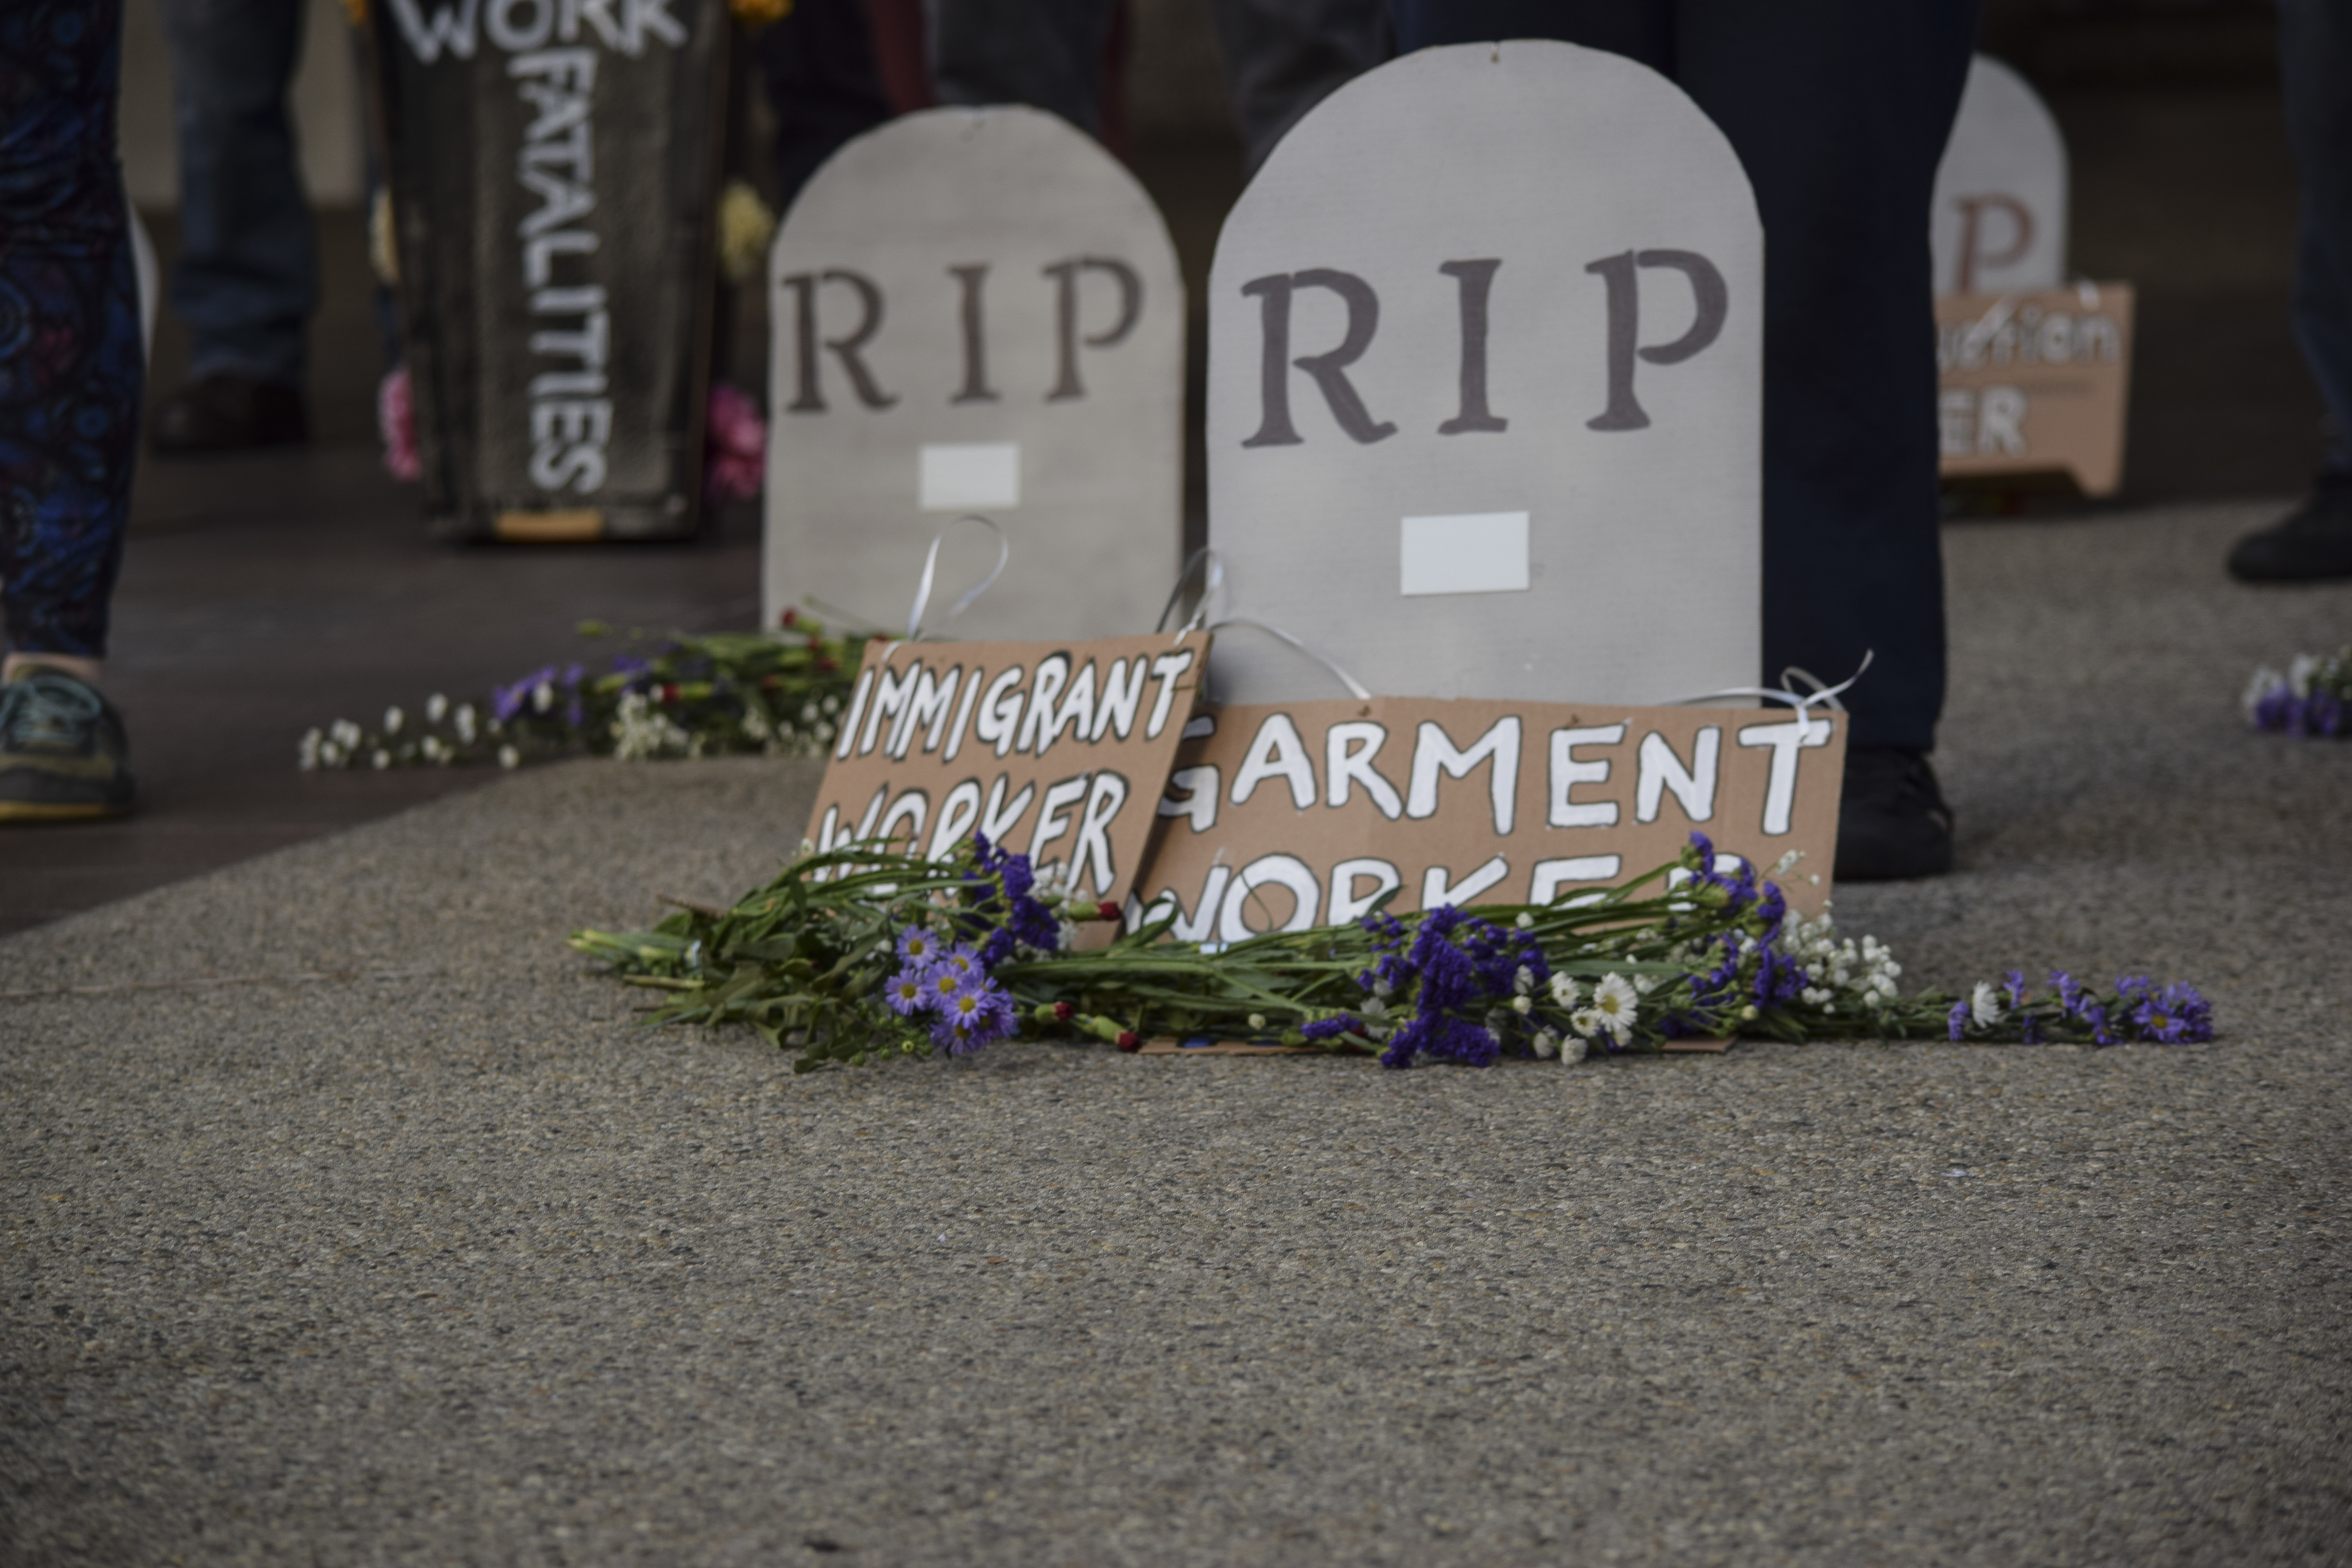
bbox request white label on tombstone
[1399,512,1528,596]
[920,442,1021,511]
[1206,42,1762,708]
[1931,55,2069,297]
[766,107,1184,641]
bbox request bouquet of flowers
[298,615,867,772]
[570,831,2214,1073]
[2245,646,2350,737]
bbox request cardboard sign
[372,0,723,541]
[807,632,1210,904]
[1937,284,2134,495]
[1931,55,2069,297]
[1204,41,1762,709]
[1131,697,1844,942]
[764,107,1185,642]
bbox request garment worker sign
[1131,697,1844,940]
[1937,284,2134,496]
[808,632,1210,906]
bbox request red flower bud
[659,684,681,704]
[1096,900,1121,923]
[817,658,838,674]
[779,607,799,628]
[1052,1001,1074,1023]
[1116,1031,1142,1053]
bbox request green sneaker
[0,665,136,822]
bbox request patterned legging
[0,0,141,661]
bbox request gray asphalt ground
[4,501,2349,1566]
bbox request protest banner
[1203,41,1762,709]
[1931,55,2069,297]
[766,107,1185,643]
[1131,696,1844,940]
[808,632,1211,906]
[372,0,724,541]
[1937,284,2134,497]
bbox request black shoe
[2226,472,2352,582]
[0,666,136,822]
[1836,746,1952,882]
[150,374,309,455]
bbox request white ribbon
[903,514,1009,642]
[1157,548,1371,701]
[1663,650,1873,735]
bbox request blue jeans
[1391,0,1975,753]
[2281,0,2352,476]
[156,0,315,388]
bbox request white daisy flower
[1971,981,2003,1030]
[1590,974,1640,1036]
[425,693,449,724]
[1532,1029,1558,1058]
[1548,974,1583,1010]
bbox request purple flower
[2003,969,2028,1010]
[2130,982,2213,1044]
[1302,1016,1362,1041]
[931,980,1018,1053]
[882,967,932,1016]
[925,964,974,1009]
[897,927,943,965]
[936,943,983,980]
[2084,1002,2116,1046]
[1947,1001,1969,1041]
[2020,1012,2046,1044]
[2049,969,2085,1018]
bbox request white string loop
[904,514,1009,642]
[1662,649,1873,735]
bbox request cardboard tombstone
[764,107,1185,644]
[1204,41,1762,710]
[372,0,725,541]
[1931,55,2068,298]
[807,631,1210,906]
[1132,697,1844,943]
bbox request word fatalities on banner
[807,634,1210,904]
[387,0,690,497]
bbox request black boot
[2226,471,2352,582]
[151,374,310,456]
[1836,746,1953,882]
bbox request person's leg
[760,0,896,209]
[0,0,143,817]
[1203,0,1392,175]
[924,0,1119,134]
[2226,0,2352,581]
[150,0,313,452]
[1672,2,1973,760]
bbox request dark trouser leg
[1675,1,1974,753]
[2279,0,2352,477]
[758,0,895,209]
[1204,0,1394,175]
[0,0,143,660]
[924,0,1119,134]
[156,0,314,388]
[1390,0,1972,752]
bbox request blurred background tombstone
[372,0,728,543]
[1932,54,2069,297]
[1929,52,2133,498]
[1204,41,1762,708]
[763,106,1184,642]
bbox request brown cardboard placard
[1936,284,2134,496]
[1131,696,1843,939]
[807,631,1210,905]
